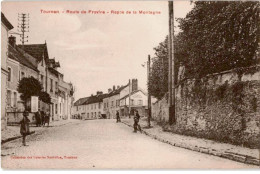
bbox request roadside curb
[1,131,35,145]
[121,121,260,166]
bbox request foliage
[177,1,260,79]
[39,91,51,104]
[148,36,182,99]
[17,77,43,102]
[148,36,169,100]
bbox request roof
[17,43,49,62]
[8,44,38,71]
[74,93,108,106]
[1,13,13,30]
[104,84,129,98]
[74,97,89,106]
[119,90,146,100]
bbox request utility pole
[128,79,131,118]
[18,13,29,48]
[147,55,151,127]
[168,1,175,125]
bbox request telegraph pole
[18,13,29,48]
[128,79,131,118]
[147,55,151,127]
[168,1,175,125]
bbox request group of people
[116,110,142,133]
[19,110,51,146]
[35,110,50,127]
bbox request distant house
[119,89,148,117]
[72,92,107,119]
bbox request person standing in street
[20,111,30,146]
[133,110,141,133]
[35,110,41,127]
[116,111,121,123]
[45,110,50,127]
[41,110,45,126]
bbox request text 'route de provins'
[40,9,161,15]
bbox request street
[1,120,257,169]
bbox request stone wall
[152,66,260,148]
[152,94,169,123]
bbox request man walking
[116,111,121,123]
[133,110,141,133]
[20,111,30,146]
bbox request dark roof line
[1,13,13,30]
[8,44,38,71]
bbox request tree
[39,91,51,104]
[177,1,259,79]
[17,77,43,103]
[148,36,169,100]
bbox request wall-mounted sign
[31,96,39,112]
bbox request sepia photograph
[1,0,259,169]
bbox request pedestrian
[45,111,50,127]
[41,110,45,126]
[116,111,121,123]
[20,111,30,146]
[35,110,41,127]
[133,110,141,133]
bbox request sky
[2,1,193,101]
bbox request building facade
[3,34,74,124]
[119,90,148,117]
[1,13,13,130]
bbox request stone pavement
[1,119,81,144]
[121,117,260,166]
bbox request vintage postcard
[1,0,259,169]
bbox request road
[1,119,257,169]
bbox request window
[99,103,101,109]
[55,104,58,114]
[21,72,25,79]
[77,106,79,111]
[50,79,53,92]
[7,67,11,82]
[138,100,143,105]
[7,90,11,106]
[55,81,58,92]
[41,75,44,83]
[13,92,17,107]
[111,101,114,107]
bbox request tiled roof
[18,44,49,62]
[74,97,89,106]
[1,13,13,30]
[104,84,128,98]
[8,44,38,71]
[82,93,108,105]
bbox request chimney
[108,88,112,93]
[132,79,138,92]
[9,35,16,48]
[113,85,116,91]
[97,91,103,95]
[117,85,120,89]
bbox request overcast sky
[2,1,193,101]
